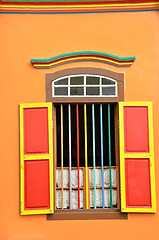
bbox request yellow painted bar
[23,154,51,160]
[20,208,53,216]
[84,104,89,209]
[19,102,54,215]
[119,102,156,213]
[122,153,152,159]
[148,103,156,213]
[19,104,24,216]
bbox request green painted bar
[92,104,96,209]
[108,104,112,209]
[100,104,104,209]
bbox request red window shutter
[19,103,53,215]
[119,102,156,213]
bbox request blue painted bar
[92,104,96,209]
[2,9,159,15]
[100,104,104,209]
[108,104,112,209]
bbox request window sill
[47,208,128,220]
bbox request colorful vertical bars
[61,104,63,209]
[68,104,72,209]
[57,103,114,210]
[92,104,96,209]
[108,104,112,209]
[76,104,80,209]
[84,104,89,209]
[100,104,105,209]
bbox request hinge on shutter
[117,120,119,128]
[52,121,54,128]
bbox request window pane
[86,76,99,85]
[54,78,68,85]
[54,87,68,96]
[102,78,115,85]
[70,76,84,85]
[102,87,116,96]
[70,87,84,95]
[86,87,100,95]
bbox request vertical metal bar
[68,104,72,209]
[84,104,89,209]
[108,104,113,209]
[76,104,80,209]
[92,104,96,209]
[61,104,63,209]
[100,104,104,209]
[114,104,120,208]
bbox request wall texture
[1,11,159,240]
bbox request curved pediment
[31,51,136,69]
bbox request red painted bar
[76,104,80,209]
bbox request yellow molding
[21,208,53,215]
[20,102,50,108]
[122,207,156,213]
[23,154,51,160]
[123,153,152,158]
[19,102,54,215]
[119,102,156,213]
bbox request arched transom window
[52,74,117,97]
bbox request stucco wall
[1,11,159,240]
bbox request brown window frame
[46,67,127,220]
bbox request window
[52,74,117,97]
[52,75,118,210]
[48,68,124,219]
[19,68,156,219]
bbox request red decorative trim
[1,0,159,14]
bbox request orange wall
[1,11,159,240]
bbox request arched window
[46,67,125,220]
[52,74,117,97]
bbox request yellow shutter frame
[119,102,156,213]
[19,102,54,215]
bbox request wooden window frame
[46,67,127,220]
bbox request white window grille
[52,74,117,97]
